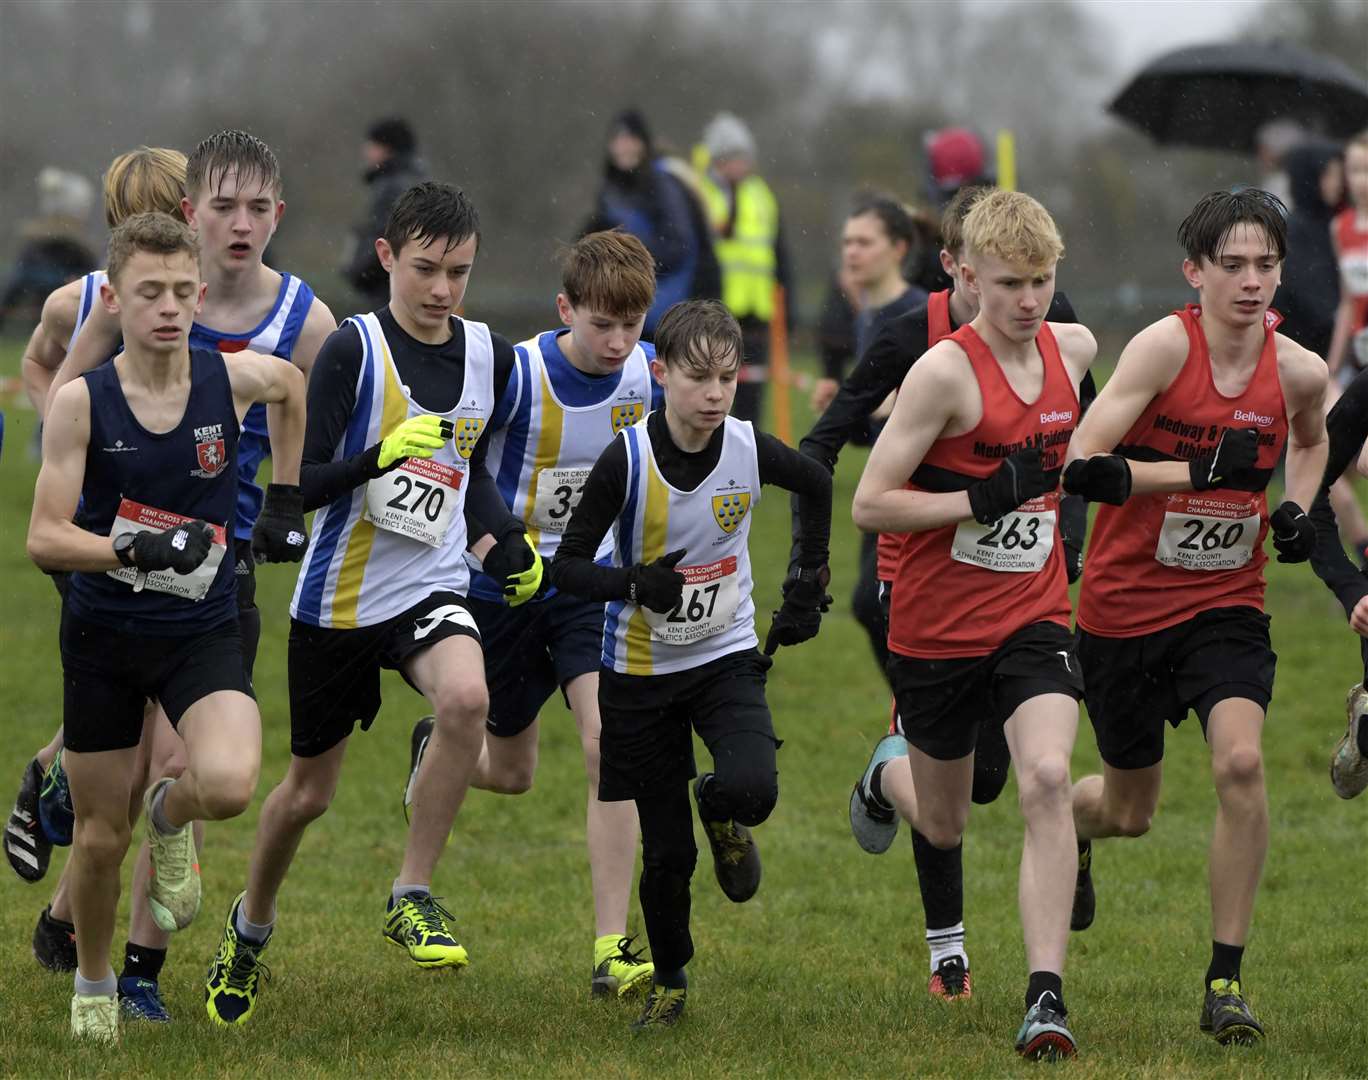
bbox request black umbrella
[1109,41,1368,154]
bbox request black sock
[654,967,688,990]
[1206,941,1244,987]
[121,942,167,982]
[1026,970,1065,1014]
[910,830,963,930]
[869,761,892,810]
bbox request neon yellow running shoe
[205,892,271,1026]
[71,993,118,1042]
[143,778,200,932]
[592,933,654,998]
[384,892,469,969]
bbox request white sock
[927,921,967,972]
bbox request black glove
[627,548,687,613]
[252,483,308,564]
[483,529,545,604]
[1270,500,1315,563]
[1063,541,1084,585]
[131,520,214,574]
[1191,428,1259,491]
[1063,455,1132,505]
[966,448,1052,525]
[764,565,832,655]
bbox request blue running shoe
[849,733,907,854]
[118,976,171,1023]
[39,751,74,847]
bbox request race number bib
[950,498,1056,573]
[529,466,591,533]
[364,458,462,548]
[105,498,227,601]
[642,556,740,645]
[1154,494,1260,571]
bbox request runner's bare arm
[1066,316,1191,493]
[226,349,306,486]
[26,380,121,572]
[1050,322,1099,392]
[44,301,123,419]
[852,344,973,534]
[291,297,338,384]
[1327,227,1354,375]
[20,282,80,414]
[1276,336,1329,512]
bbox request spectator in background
[1255,119,1306,209]
[0,168,96,331]
[583,108,717,337]
[341,117,427,308]
[697,112,791,428]
[912,127,994,294]
[812,191,930,415]
[1274,141,1343,360]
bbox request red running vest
[1335,208,1368,339]
[1077,305,1288,637]
[887,321,1077,659]
[875,289,955,581]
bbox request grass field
[1,339,1367,1079]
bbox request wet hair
[1346,128,1368,156]
[561,229,655,319]
[107,211,199,283]
[1178,189,1288,264]
[940,184,993,256]
[653,300,742,374]
[384,182,480,257]
[847,190,917,251]
[102,147,187,228]
[961,190,1063,271]
[186,130,282,200]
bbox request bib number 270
[385,474,445,523]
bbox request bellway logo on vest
[1233,409,1273,426]
[191,423,227,478]
[1040,410,1073,424]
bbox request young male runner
[26,211,309,1040]
[16,132,335,1023]
[405,229,662,997]
[833,186,1088,1002]
[8,146,190,894]
[204,182,541,1026]
[551,299,832,1031]
[1063,189,1328,1045]
[851,190,1095,1060]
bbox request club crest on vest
[192,423,228,478]
[711,490,751,534]
[611,401,644,435]
[453,417,485,460]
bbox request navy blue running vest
[66,348,240,633]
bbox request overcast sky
[1080,0,1250,68]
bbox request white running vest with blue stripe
[290,312,495,629]
[603,415,760,676]
[486,333,653,564]
[69,271,109,349]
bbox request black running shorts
[888,621,1083,761]
[61,609,252,754]
[1079,604,1275,771]
[468,591,603,738]
[288,592,482,758]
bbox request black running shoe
[34,905,77,972]
[1070,840,1095,932]
[403,716,435,823]
[1200,978,1265,1045]
[694,774,761,903]
[6,759,52,882]
[630,985,686,1031]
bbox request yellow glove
[484,532,545,607]
[378,415,453,470]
